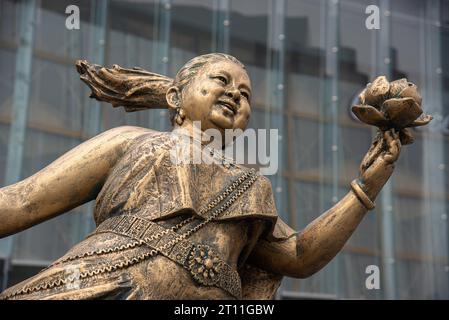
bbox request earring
[175,107,185,126]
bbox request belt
[96,214,242,299]
[1,168,258,300]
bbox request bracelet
[350,179,375,210]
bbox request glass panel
[170,0,214,74]
[0,49,16,121]
[0,0,447,299]
[0,0,19,44]
[13,128,87,262]
[0,124,9,187]
[103,0,157,130]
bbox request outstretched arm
[248,130,401,278]
[0,126,152,238]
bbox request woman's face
[180,60,252,135]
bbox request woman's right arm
[0,126,153,238]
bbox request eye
[241,91,250,101]
[215,75,228,85]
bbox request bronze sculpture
[0,53,431,300]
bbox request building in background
[0,0,448,299]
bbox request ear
[166,86,181,110]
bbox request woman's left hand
[358,129,402,200]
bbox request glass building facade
[0,0,448,299]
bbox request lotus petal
[382,97,423,128]
[365,76,390,107]
[407,114,433,127]
[399,128,414,145]
[358,89,366,104]
[351,104,389,127]
[399,85,422,105]
[389,78,408,97]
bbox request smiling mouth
[217,101,236,115]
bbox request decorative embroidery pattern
[188,244,221,285]
[1,168,258,300]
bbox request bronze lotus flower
[352,76,432,145]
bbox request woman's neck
[172,121,225,149]
[172,121,204,143]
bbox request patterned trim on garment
[96,215,242,299]
[1,168,258,300]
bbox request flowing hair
[75,53,245,124]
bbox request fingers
[383,129,401,164]
[360,132,383,174]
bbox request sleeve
[264,216,298,242]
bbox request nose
[225,87,240,103]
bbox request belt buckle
[188,244,222,286]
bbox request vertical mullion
[79,0,109,241]
[4,0,36,187]
[266,0,286,216]
[151,0,171,131]
[125,30,140,126]
[68,8,85,244]
[83,0,108,138]
[265,0,286,297]
[212,0,230,53]
[0,0,37,290]
[376,0,396,300]
[319,0,340,297]
[421,0,448,299]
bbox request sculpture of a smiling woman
[0,53,406,300]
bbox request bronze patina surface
[0,53,431,300]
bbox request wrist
[359,158,395,200]
[351,179,375,211]
[358,177,380,201]
[359,169,393,200]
